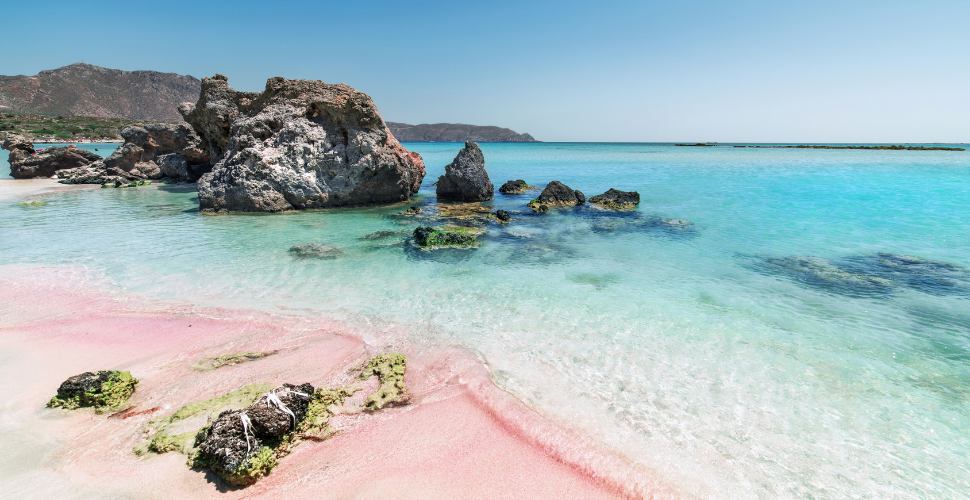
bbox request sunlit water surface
[2,143,969,498]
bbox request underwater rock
[498,179,536,194]
[246,383,314,438]
[839,253,970,296]
[360,230,408,240]
[288,243,343,259]
[436,141,494,202]
[413,226,477,247]
[495,209,511,221]
[756,256,894,297]
[181,74,426,212]
[589,188,640,208]
[47,370,138,412]
[530,181,584,211]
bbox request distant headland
[675,143,965,151]
[386,122,537,143]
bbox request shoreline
[0,264,676,499]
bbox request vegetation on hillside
[0,113,156,141]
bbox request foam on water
[1,143,969,498]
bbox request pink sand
[0,265,680,499]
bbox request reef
[47,370,138,412]
[181,74,426,212]
[436,141,494,202]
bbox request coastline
[0,264,677,499]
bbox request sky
[1,0,967,142]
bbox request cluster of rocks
[1,123,213,185]
[180,74,425,212]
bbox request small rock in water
[495,209,511,221]
[590,188,640,208]
[360,230,407,240]
[436,142,494,202]
[399,206,421,215]
[529,181,584,211]
[498,179,537,194]
[288,243,343,259]
[413,226,476,247]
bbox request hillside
[0,63,200,122]
[387,122,537,142]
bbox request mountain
[387,122,537,143]
[0,63,200,122]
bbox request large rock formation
[2,135,101,178]
[179,75,426,212]
[436,141,493,202]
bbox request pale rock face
[180,75,425,212]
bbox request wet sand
[0,179,99,202]
[0,265,678,499]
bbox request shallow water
[2,142,969,498]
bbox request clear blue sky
[1,0,967,142]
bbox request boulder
[4,142,101,179]
[246,384,314,437]
[180,75,425,212]
[498,179,536,194]
[589,188,640,208]
[2,133,35,157]
[495,209,511,221]
[193,409,263,484]
[413,226,476,246]
[531,181,585,208]
[436,142,493,202]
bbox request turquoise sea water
[2,143,969,498]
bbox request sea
[1,142,968,498]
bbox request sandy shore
[0,178,100,202]
[0,265,678,499]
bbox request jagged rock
[246,384,314,437]
[102,123,211,181]
[193,409,265,484]
[589,188,640,208]
[499,179,536,194]
[2,138,102,179]
[47,370,138,411]
[436,142,493,202]
[179,75,425,212]
[495,209,511,221]
[529,181,584,211]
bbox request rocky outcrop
[498,179,537,194]
[530,181,585,210]
[179,75,425,212]
[56,123,211,185]
[436,142,493,202]
[101,123,211,181]
[2,135,102,178]
[589,188,640,208]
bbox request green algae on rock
[16,200,46,206]
[358,353,411,410]
[193,351,279,371]
[47,370,138,412]
[413,226,479,247]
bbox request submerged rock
[839,253,970,296]
[47,370,138,412]
[529,181,584,211]
[180,75,425,212]
[436,141,494,202]
[413,226,477,247]
[755,256,894,297]
[498,179,536,194]
[360,230,408,240]
[589,188,640,208]
[288,243,343,259]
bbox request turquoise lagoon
[1,143,969,498]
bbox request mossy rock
[47,370,138,413]
[359,353,411,410]
[413,226,478,247]
[16,200,46,207]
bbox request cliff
[386,122,537,142]
[0,63,201,122]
